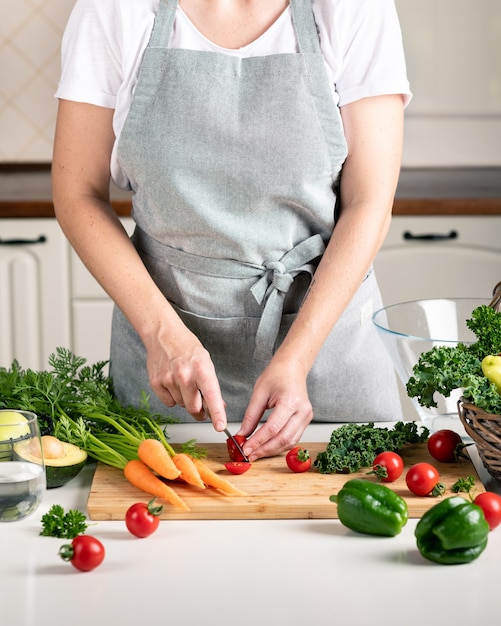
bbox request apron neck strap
[149,0,178,48]
[289,0,322,55]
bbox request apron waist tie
[132,227,326,361]
[250,235,325,361]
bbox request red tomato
[226,435,248,462]
[427,429,468,463]
[125,498,163,538]
[286,447,312,473]
[59,535,105,572]
[474,492,501,531]
[405,462,444,497]
[371,451,404,482]
[224,461,252,475]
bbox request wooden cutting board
[86,442,485,521]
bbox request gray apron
[111,0,401,422]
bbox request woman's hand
[143,323,228,430]
[237,356,313,461]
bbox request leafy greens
[0,348,202,468]
[406,305,501,414]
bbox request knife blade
[201,394,250,462]
[223,428,250,463]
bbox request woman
[52,0,412,461]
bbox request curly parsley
[40,504,88,539]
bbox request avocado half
[14,437,88,489]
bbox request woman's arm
[52,100,228,426]
[240,94,404,460]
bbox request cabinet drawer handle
[0,235,47,246]
[403,230,458,242]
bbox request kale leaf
[314,421,429,474]
[406,305,501,414]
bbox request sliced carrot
[192,458,247,496]
[124,459,190,511]
[138,438,181,480]
[172,453,206,489]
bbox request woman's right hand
[143,323,228,431]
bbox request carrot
[138,438,181,480]
[124,459,190,511]
[172,453,206,489]
[192,458,247,496]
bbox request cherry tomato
[224,461,252,475]
[286,447,312,473]
[405,462,445,497]
[474,492,501,531]
[125,498,163,538]
[427,429,469,463]
[59,535,105,572]
[371,451,404,482]
[226,435,248,462]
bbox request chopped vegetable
[314,421,429,474]
[40,504,88,539]
[224,461,252,475]
[415,496,489,564]
[407,305,501,414]
[330,478,408,537]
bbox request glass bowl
[372,298,489,437]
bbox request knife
[223,428,250,463]
[201,395,250,462]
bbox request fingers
[241,401,313,462]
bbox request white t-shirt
[56,0,412,188]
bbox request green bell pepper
[415,496,489,565]
[481,354,501,394]
[329,478,408,537]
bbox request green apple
[0,410,30,442]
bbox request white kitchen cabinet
[69,218,135,368]
[0,219,70,370]
[374,216,501,305]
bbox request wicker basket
[456,281,501,481]
[458,399,501,482]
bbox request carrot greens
[0,348,204,469]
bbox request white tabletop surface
[2,422,501,626]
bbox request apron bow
[250,234,326,361]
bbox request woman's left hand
[237,357,313,461]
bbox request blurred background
[1,0,500,165]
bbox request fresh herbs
[40,504,88,538]
[314,421,429,474]
[451,475,476,494]
[406,305,501,414]
[0,348,203,469]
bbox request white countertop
[2,422,501,626]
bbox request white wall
[396,0,501,166]
[1,0,500,166]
